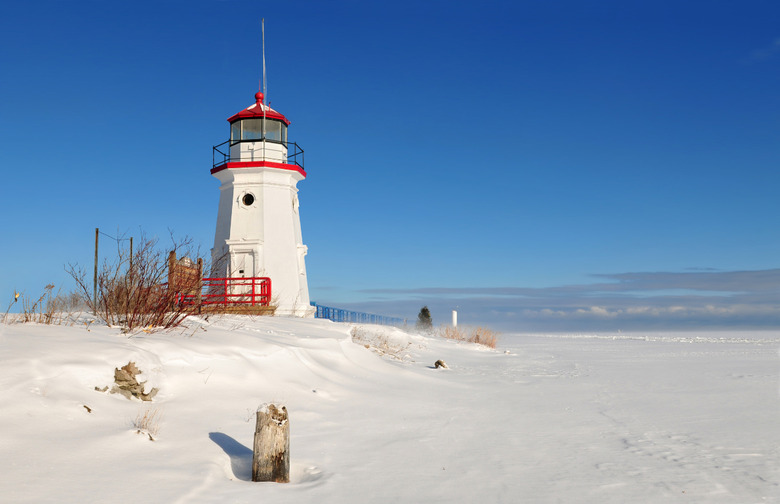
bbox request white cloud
[335,268,780,331]
[574,306,615,317]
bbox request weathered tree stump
[252,403,290,483]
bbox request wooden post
[93,228,99,315]
[196,258,203,314]
[167,251,176,289]
[252,403,290,483]
[168,251,176,310]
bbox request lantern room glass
[230,118,287,144]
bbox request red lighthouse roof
[227,92,290,125]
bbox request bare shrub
[67,232,202,331]
[436,325,499,349]
[2,285,82,325]
[438,325,466,342]
[133,406,163,441]
[351,326,412,361]
[21,285,54,323]
[50,291,86,313]
[468,326,498,348]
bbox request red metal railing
[176,277,271,307]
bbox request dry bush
[351,326,412,361]
[438,325,466,341]
[133,406,163,440]
[50,291,86,313]
[2,285,83,325]
[468,326,498,348]
[436,325,499,349]
[67,232,202,331]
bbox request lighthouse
[210,89,313,317]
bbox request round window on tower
[242,193,255,206]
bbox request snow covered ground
[0,316,777,503]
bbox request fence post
[223,277,228,306]
[252,403,290,483]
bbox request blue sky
[1,0,778,331]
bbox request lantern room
[211,91,304,171]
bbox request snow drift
[0,316,777,503]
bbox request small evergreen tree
[416,305,433,330]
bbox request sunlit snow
[0,316,777,503]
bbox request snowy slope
[0,316,777,503]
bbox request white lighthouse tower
[210,88,313,317]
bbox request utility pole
[94,228,99,315]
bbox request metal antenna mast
[262,18,267,100]
[261,18,267,157]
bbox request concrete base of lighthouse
[211,163,314,317]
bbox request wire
[98,231,131,242]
